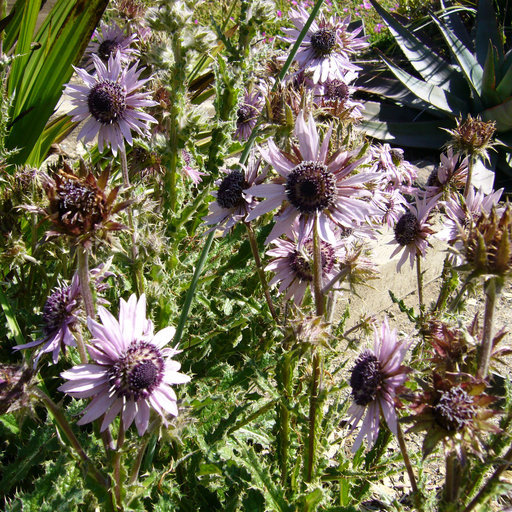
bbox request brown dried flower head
[445,114,496,161]
[39,162,130,245]
[462,204,512,277]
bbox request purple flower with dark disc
[235,89,263,142]
[59,294,190,436]
[64,52,157,156]
[86,21,139,68]
[281,6,368,83]
[389,193,440,272]
[265,223,344,305]
[246,111,377,246]
[203,158,268,236]
[347,318,410,451]
[13,274,81,366]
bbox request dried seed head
[434,386,476,432]
[446,115,496,159]
[463,204,512,276]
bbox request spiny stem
[245,222,278,322]
[119,145,144,295]
[113,419,125,511]
[445,451,460,505]
[478,277,501,379]
[433,256,453,313]
[33,387,108,488]
[463,443,512,512]
[76,246,93,364]
[463,154,475,198]
[396,422,419,496]
[312,221,324,317]
[416,253,424,314]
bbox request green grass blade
[3,0,26,51]
[0,282,24,346]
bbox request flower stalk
[416,253,424,314]
[463,154,475,198]
[245,222,278,322]
[445,451,460,505]
[77,246,94,364]
[113,419,126,511]
[396,421,419,496]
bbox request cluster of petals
[246,111,378,246]
[59,294,190,436]
[64,53,157,156]
[347,318,410,451]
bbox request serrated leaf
[379,51,465,115]
[369,0,464,91]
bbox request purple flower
[370,144,417,190]
[181,150,205,185]
[310,77,364,121]
[14,274,81,366]
[265,224,344,305]
[281,6,368,83]
[389,193,440,272]
[347,318,410,451]
[64,53,157,156]
[86,22,138,68]
[203,158,268,236]
[235,90,263,142]
[246,111,377,246]
[424,148,469,199]
[59,294,190,436]
[13,266,114,366]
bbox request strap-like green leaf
[369,0,464,91]
[379,51,466,116]
[432,12,483,96]
[6,0,109,166]
[496,63,512,100]
[476,0,503,66]
[481,41,501,106]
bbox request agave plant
[358,0,512,184]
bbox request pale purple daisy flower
[235,90,263,142]
[59,294,190,436]
[265,224,344,305]
[310,77,364,121]
[347,317,410,452]
[424,148,469,199]
[64,53,157,156]
[370,144,417,191]
[437,187,503,261]
[14,274,81,366]
[86,21,139,68]
[203,159,268,236]
[281,6,369,83]
[246,111,377,246]
[370,188,408,228]
[13,267,114,366]
[390,193,440,272]
[181,150,205,185]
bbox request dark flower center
[433,386,476,432]
[324,79,350,102]
[286,161,336,214]
[310,28,337,57]
[42,286,76,334]
[350,351,383,406]
[237,104,258,125]
[98,39,123,62]
[426,168,441,188]
[88,80,126,124]
[109,342,164,401]
[288,239,336,281]
[57,179,106,231]
[216,170,248,209]
[394,211,420,246]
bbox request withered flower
[406,373,499,460]
[444,115,496,162]
[35,162,130,246]
[461,204,512,278]
[0,364,34,415]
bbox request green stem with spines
[76,245,93,364]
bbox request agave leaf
[369,0,465,91]
[356,73,445,115]
[496,64,512,100]
[439,0,473,52]
[483,98,512,131]
[432,12,483,97]
[481,42,501,106]
[6,0,109,166]
[475,0,503,66]
[379,51,465,116]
